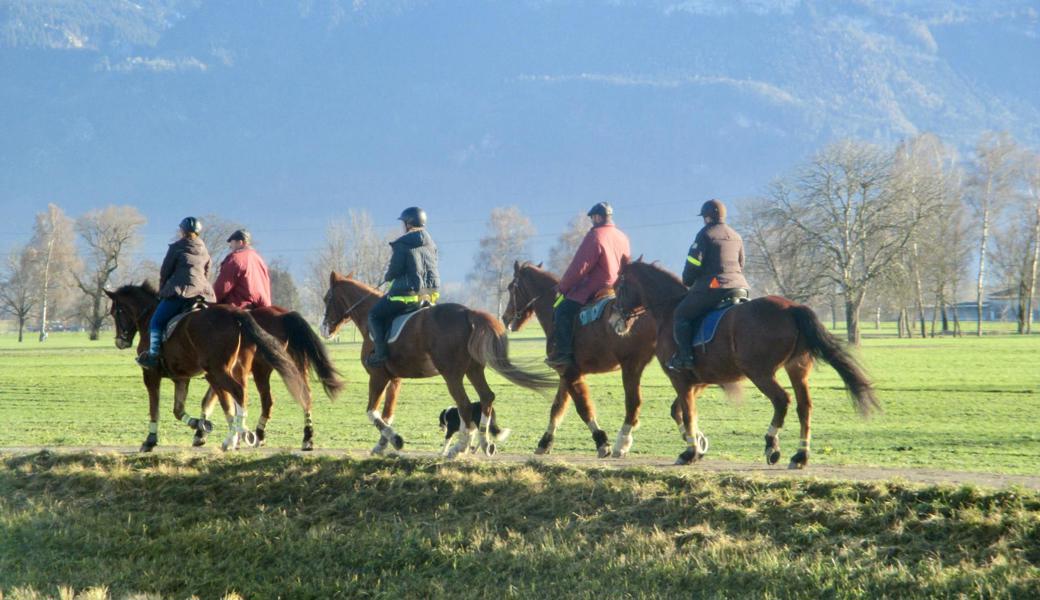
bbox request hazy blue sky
[1,0,1038,284]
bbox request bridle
[326,281,387,331]
[614,274,647,322]
[507,277,544,328]
[111,303,137,347]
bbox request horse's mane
[627,261,687,296]
[115,280,159,301]
[518,261,559,285]
[338,275,379,295]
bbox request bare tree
[989,217,1033,332]
[73,206,147,340]
[547,213,588,276]
[28,204,78,341]
[738,190,828,303]
[269,259,302,310]
[304,209,390,321]
[774,140,928,344]
[1024,152,1040,334]
[967,132,1023,335]
[198,213,245,280]
[0,245,39,342]
[467,206,535,315]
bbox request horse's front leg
[192,387,220,447]
[569,375,611,458]
[141,370,162,452]
[367,374,400,455]
[444,375,477,459]
[466,365,498,457]
[611,371,642,458]
[676,383,710,465]
[536,379,571,455]
[172,379,212,439]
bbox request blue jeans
[149,297,191,336]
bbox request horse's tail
[466,311,557,392]
[790,305,880,416]
[281,310,345,400]
[234,311,309,410]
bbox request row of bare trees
[740,132,1040,343]
[1,206,301,342]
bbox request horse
[502,261,657,457]
[192,305,345,450]
[105,282,310,452]
[614,259,879,468]
[320,271,557,457]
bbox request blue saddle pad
[692,304,737,347]
[579,295,614,327]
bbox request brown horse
[614,259,879,468]
[105,282,309,452]
[193,305,345,450]
[321,271,556,457]
[502,261,657,457]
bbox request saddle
[162,297,208,343]
[370,303,433,344]
[579,293,615,326]
[688,289,750,348]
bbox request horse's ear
[103,289,115,299]
[536,261,543,269]
[636,254,644,263]
[513,260,520,273]
[621,255,631,268]
[345,271,355,279]
[329,271,342,286]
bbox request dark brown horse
[193,305,345,450]
[106,282,310,452]
[321,271,556,457]
[614,260,879,468]
[502,261,657,457]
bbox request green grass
[1,452,1039,599]
[0,328,1039,474]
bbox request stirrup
[544,353,574,368]
[364,352,388,367]
[136,351,160,370]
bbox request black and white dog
[438,402,511,455]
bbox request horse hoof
[536,432,554,455]
[301,439,314,452]
[611,449,627,459]
[533,446,551,456]
[140,433,158,453]
[789,450,809,470]
[242,430,258,447]
[767,450,781,465]
[192,434,207,448]
[255,429,266,447]
[391,434,405,451]
[200,419,214,434]
[484,442,497,457]
[675,448,701,465]
[597,444,611,459]
[139,442,156,453]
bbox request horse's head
[105,281,158,350]
[320,270,363,339]
[502,260,545,332]
[614,256,646,320]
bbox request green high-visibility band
[389,291,440,304]
[687,256,702,266]
[553,293,564,308]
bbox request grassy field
[1,452,1039,599]
[1,326,1038,474]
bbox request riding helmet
[587,202,613,218]
[698,199,726,222]
[179,216,202,234]
[398,207,427,228]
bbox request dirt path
[3,446,1038,490]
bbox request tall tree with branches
[547,213,587,277]
[28,204,77,341]
[468,206,535,315]
[0,245,39,342]
[74,205,147,340]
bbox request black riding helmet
[698,199,726,222]
[398,206,427,228]
[179,216,202,235]
[587,202,613,217]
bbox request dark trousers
[367,297,413,357]
[550,298,581,358]
[672,288,734,359]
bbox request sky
[1,0,1038,285]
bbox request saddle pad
[691,304,737,347]
[162,306,204,343]
[579,295,615,327]
[369,306,430,344]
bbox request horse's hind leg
[675,383,709,465]
[141,370,162,452]
[535,379,570,455]
[371,378,402,455]
[206,369,248,451]
[192,387,221,447]
[252,361,274,448]
[750,371,793,467]
[466,364,500,457]
[611,372,644,459]
[366,373,400,455]
[785,357,814,469]
[444,374,477,459]
[568,375,610,458]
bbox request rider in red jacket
[213,229,272,309]
[545,202,631,368]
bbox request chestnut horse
[192,305,345,450]
[106,282,309,452]
[321,271,556,457]
[614,260,878,468]
[502,261,657,457]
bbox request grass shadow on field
[2,452,1040,599]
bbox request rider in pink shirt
[213,229,272,309]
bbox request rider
[545,202,631,368]
[668,199,749,371]
[137,216,217,369]
[213,229,272,309]
[365,206,440,367]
